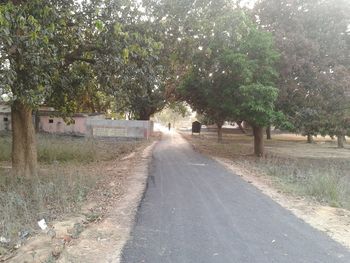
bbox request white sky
[75,0,257,9]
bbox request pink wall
[39,116,87,135]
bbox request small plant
[306,172,348,208]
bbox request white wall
[86,119,154,139]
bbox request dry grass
[183,131,350,210]
[0,132,142,164]
[0,132,147,251]
[0,168,95,244]
[254,157,350,209]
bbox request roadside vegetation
[0,0,349,257]
[0,132,139,164]
[183,131,350,210]
[1,0,348,177]
[0,132,145,251]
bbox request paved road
[121,132,350,263]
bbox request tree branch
[64,45,99,66]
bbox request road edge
[56,140,158,263]
[111,140,158,262]
[214,156,350,250]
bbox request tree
[235,84,278,155]
[0,0,160,176]
[115,35,166,120]
[178,7,280,153]
[255,0,350,145]
[0,0,71,176]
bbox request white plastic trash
[38,219,48,230]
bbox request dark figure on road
[168,123,171,131]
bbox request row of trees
[255,0,350,146]
[177,0,350,150]
[138,0,283,156]
[0,0,349,176]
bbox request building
[37,110,104,136]
[0,104,153,139]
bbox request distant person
[168,123,171,131]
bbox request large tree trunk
[217,122,223,143]
[253,126,264,157]
[11,100,38,177]
[307,134,314,144]
[337,132,345,148]
[266,125,272,140]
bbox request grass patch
[0,132,146,249]
[0,168,96,247]
[0,133,141,164]
[254,157,350,209]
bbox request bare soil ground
[188,131,350,159]
[182,131,350,249]
[0,133,159,262]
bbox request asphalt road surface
[121,132,350,263]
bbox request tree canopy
[0,0,349,176]
[0,0,167,175]
[255,0,350,145]
[177,6,280,153]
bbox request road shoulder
[215,157,350,250]
[57,141,157,263]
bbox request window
[49,119,54,123]
[3,117,8,122]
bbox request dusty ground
[182,131,350,249]
[2,138,158,263]
[188,131,350,159]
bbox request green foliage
[0,0,63,107]
[0,0,167,119]
[236,84,278,127]
[178,6,280,128]
[168,102,191,118]
[154,102,191,127]
[255,0,350,137]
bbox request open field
[0,132,150,256]
[182,131,350,210]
